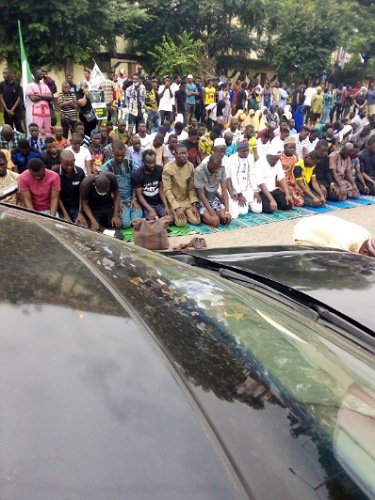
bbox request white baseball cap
[187,74,193,79]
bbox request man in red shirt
[18,158,61,216]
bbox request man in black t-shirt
[80,171,121,231]
[0,68,24,132]
[132,149,170,219]
[42,137,61,169]
[53,150,85,222]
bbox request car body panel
[0,206,374,499]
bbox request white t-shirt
[138,134,152,149]
[304,87,317,106]
[256,138,271,159]
[66,146,92,174]
[295,135,310,160]
[294,215,370,252]
[255,157,285,192]
[158,85,174,112]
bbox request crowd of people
[0,66,374,236]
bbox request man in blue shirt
[101,140,142,227]
[12,139,41,174]
[185,75,199,125]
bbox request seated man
[255,143,293,213]
[18,157,60,216]
[88,129,105,173]
[42,136,61,169]
[12,138,41,174]
[127,134,144,170]
[226,139,262,218]
[66,133,92,175]
[292,151,326,207]
[329,143,359,201]
[0,124,24,151]
[294,214,375,257]
[132,149,170,219]
[0,150,19,204]
[28,123,46,155]
[358,135,375,195]
[182,127,203,168]
[280,136,304,207]
[79,172,121,231]
[162,143,201,227]
[53,149,85,223]
[101,140,142,228]
[314,139,336,200]
[194,152,231,227]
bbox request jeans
[121,202,143,228]
[321,106,332,124]
[146,110,160,133]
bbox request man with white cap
[256,142,293,213]
[185,75,199,124]
[226,138,262,218]
[294,214,375,257]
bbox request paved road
[167,205,375,249]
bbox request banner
[17,20,33,129]
[90,62,104,91]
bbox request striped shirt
[57,92,77,121]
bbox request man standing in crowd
[185,75,199,124]
[158,76,175,125]
[57,81,77,139]
[0,68,24,132]
[27,69,53,135]
[18,157,60,216]
[162,143,201,227]
[100,71,115,123]
[126,73,146,133]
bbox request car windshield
[43,214,375,499]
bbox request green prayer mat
[237,213,270,227]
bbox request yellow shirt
[199,132,214,157]
[204,86,216,105]
[292,159,315,188]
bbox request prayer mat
[260,210,305,222]
[186,223,217,234]
[238,213,271,227]
[121,228,134,242]
[214,219,246,231]
[168,225,198,237]
[301,204,338,214]
[326,200,358,209]
[349,196,375,206]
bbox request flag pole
[18,20,33,130]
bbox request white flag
[90,62,104,90]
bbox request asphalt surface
[167,205,375,249]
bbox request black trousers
[61,117,77,139]
[260,188,292,213]
[4,109,24,133]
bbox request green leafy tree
[0,0,147,69]
[262,0,353,81]
[126,0,269,69]
[148,33,203,77]
[345,0,375,67]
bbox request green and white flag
[18,20,33,128]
